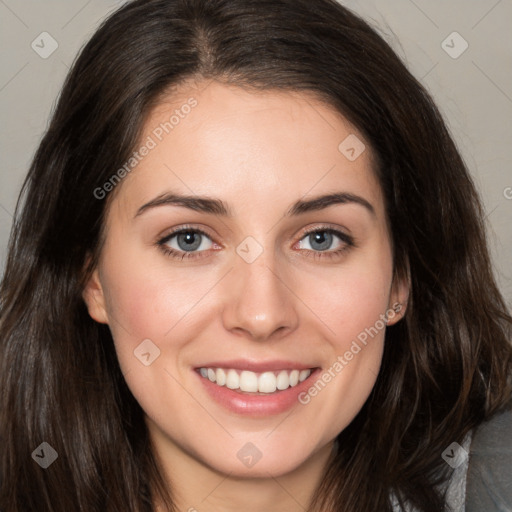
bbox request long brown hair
[1,0,511,510]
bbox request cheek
[101,246,211,338]
[99,258,206,420]
[303,267,389,384]
[297,252,392,346]
[291,250,392,435]
[98,247,173,367]
[99,246,227,381]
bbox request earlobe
[387,301,405,326]
[387,267,410,326]
[82,268,109,324]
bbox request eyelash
[157,224,355,261]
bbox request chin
[195,434,326,479]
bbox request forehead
[108,79,384,222]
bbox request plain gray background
[0,0,511,305]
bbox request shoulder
[465,406,512,511]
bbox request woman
[1,0,511,510]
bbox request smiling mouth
[197,367,317,394]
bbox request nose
[221,249,299,341]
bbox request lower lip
[194,368,321,417]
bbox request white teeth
[199,367,313,393]
[299,369,311,382]
[225,369,239,389]
[239,370,259,392]
[258,372,277,393]
[276,370,290,390]
[216,368,226,386]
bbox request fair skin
[83,80,408,511]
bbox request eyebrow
[134,191,375,219]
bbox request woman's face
[84,80,407,479]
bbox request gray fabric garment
[465,407,512,512]
[391,407,512,511]
[445,431,472,511]
[390,432,472,512]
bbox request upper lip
[195,359,318,372]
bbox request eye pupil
[177,231,202,251]
[309,231,332,251]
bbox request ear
[82,267,109,324]
[386,266,410,326]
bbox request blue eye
[300,230,337,251]
[167,230,212,252]
[157,226,354,261]
[158,228,214,260]
[297,227,354,260]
